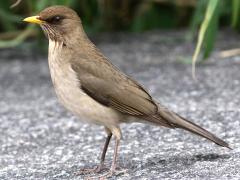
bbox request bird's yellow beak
[23,16,44,24]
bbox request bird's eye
[47,16,63,24]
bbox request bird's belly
[55,82,122,126]
[48,55,123,126]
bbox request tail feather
[156,107,231,149]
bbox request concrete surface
[0,30,240,179]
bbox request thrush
[23,6,230,177]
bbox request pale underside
[48,40,130,139]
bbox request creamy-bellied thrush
[23,6,230,178]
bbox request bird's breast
[47,40,124,126]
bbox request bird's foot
[76,164,107,175]
[89,166,127,179]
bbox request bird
[23,5,230,177]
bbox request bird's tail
[155,106,231,149]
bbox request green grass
[0,0,239,67]
[191,0,220,78]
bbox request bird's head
[23,6,82,43]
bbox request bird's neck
[63,25,90,48]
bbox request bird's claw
[86,166,127,179]
[76,164,107,175]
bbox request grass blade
[192,0,220,79]
[232,0,240,28]
[188,0,208,40]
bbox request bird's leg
[94,132,112,172]
[110,138,120,173]
[77,128,112,175]
[86,127,126,178]
[97,137,126,178]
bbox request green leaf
[188,0,208,40]
[192,0,220,78]
[231,0,240,28]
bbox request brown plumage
[23,6,230,177]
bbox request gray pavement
[0,30,240,179]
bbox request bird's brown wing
[71,59,230,148]
[70,54,173,127]
[71,61,156,116]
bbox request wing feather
[70,45,173,127]
[71,57,157,116]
